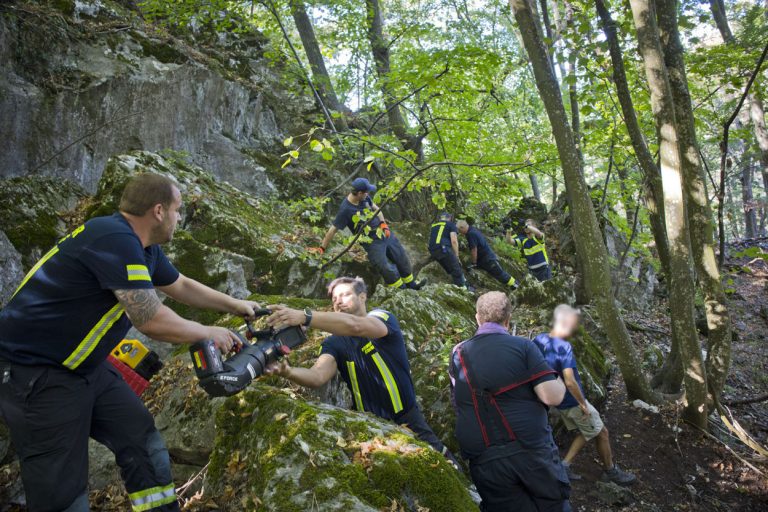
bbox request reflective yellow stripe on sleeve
[347,361,365,412]
[129,484,176,512]
[126,264,151,282]
[63,303,125,370]
[10,246,59,299]
[371,353,404,414]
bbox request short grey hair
[327,276,367,297]
[553,304,580,325]
[456,219,469,229]
[476,291,512,325]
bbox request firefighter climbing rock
[315,177,425,290]
[0,173,260,512]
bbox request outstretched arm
[562,368,588,414]
[450,232,460,258]
[267,354,338,388]
[114,288,240,352]
[321,226,338,251]
[158,274,259,318]
[266,305,388,339]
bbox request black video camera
[189,308,307,397]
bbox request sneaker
[563,463,582,481]
[601,464,637,486]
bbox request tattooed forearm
[114,288,161,326]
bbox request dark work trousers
[530,265,552,282]
[470,441,571,512]
[430,248,466,287]
[478,259,516,287]
[0,360,179,512]
[396,405,460,467]
[365,235,415,288]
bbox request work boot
[562,462,582,481]
[601,464,636,486]
[408,278,427,290]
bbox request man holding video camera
[0,173,259,512]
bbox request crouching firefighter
[316,178,425,290]
[456,220,518,290]
[506,219,551,282]
[450,292,571,511]
[265,276,458,467]
[429,213,473,291]
[0,174,259,512]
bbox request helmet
[439,212,454,222]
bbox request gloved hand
[379,222,391,238]
[466,263,476,273]
[307,246,325,255]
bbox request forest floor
[562,250,768,511]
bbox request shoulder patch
[368,310,390,321]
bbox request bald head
[456,219,469,234]
[475,291,512,326]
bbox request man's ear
[475,313,481,325]
[152,203,164,221]
[359,292,368,303]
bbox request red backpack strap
[492,369,557,396]
[456,346,490,447]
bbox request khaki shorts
[552,400,604,441]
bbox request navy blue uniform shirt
[0,213,179,373]
[429,220,458,252]
[320,309,417,421]
[466,226,497,263]
[533,333,582,409]
[332,196,383,237]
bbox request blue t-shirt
[320,309,417,421]
[512,234,549,269]
[0,213,179,373]
[332,197,383,238]
[466,226,497,262]
[533,333,582,409]
[428,220,457,252]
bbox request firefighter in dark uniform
[506,219,552,282]
[450,292,571,512]
[0,174,259,512]
[265,276,457,466]
[317,178,424,290]
[428,212,472,290]
[456,220,518,289]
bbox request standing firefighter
[0,174,259,512]
[506,219,552,282]
[429,212,472,290]
[457,220,518,290]
[317,178,424,290]
[450,292,571,511]
[265,277,458,466]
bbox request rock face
[0,0,318,197]
[208,385,477,512]
[0,230,24,306]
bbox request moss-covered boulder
[0,176,86,267]
[208,385,477,512]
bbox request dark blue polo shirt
[332,196,383,236]
[320,309,417,421]
[0,213,179,373]
[429,220,458,253]
[450,325,557,458]
[466,226,497,263]
[533,333,582,410]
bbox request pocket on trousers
[523,447,571,501]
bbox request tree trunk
[365,0,421,156]
[741,157,758,238]
[510,0,654,402]
[629,0,707,426]
[530,174,542,201]
[290,0,348,127]
[595,0,670,278]
[750,96,768,236]
[709,0,734,42]
[657,0,731,403]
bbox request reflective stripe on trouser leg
[507,276,516,287]
[387,278,404,288]
[129,484,176,511]
[371,353,403,414]
[402,274,414,284]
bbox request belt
[471,440,524,465]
